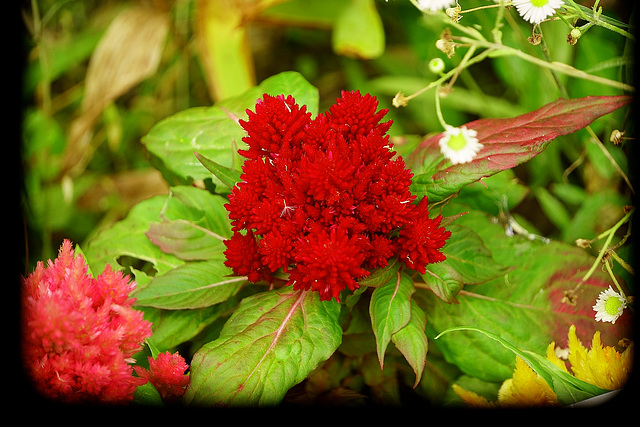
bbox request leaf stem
[579,207,634,285]
[609,250,635,276]
[585,126,635,195]
[393,47,492,107]
[463,37,635,92]
[563,0,635,40]
[434,84,448,130]
[604,257,627,299]
[395,29,634,108]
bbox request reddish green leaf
[369,270,415,368]
[419,209,633,382]
[421,224,508,303]
[357,257,400,288]
[408,95,631,202]
[146,219,226,261]
[145,186,231,261]
[391,300,428,387]
[133,259,244,309]
[184,288,342,406]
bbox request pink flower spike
[21,239,152,404]
[134,351,190,402]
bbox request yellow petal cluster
[560,325,633,390]
[453,325,633,407]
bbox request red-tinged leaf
[133,259,244,309]
[146,219,227,261]
[419,209,633,382]
[546,268,634,349]
[184,288,342,406]
[391,300,428,388]
[408,95,631,202]
[369,270,415,368]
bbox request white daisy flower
[438,125,483,165]
[413,0,457,13]
[512,0,564,25]
[593,286,627,324]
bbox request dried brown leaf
[63,6,169,176]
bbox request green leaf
[184,288,342,406]
[83,194,184,277]
[146,219,227,261]
[369,270,415,368]
[533,186,571,231]
[439,224,509,284]
[145,340,161,359]
[83,185,230,276]
[418,207,633,382]
[455,169,529,216]
[332,0,384,59]
[391,300,428,387]
[141,105,245,185]
[422,224,508,303]
[168,186,232,235]
[421,262,464,304]
[146,185,231,261]
[141,305,228,351]
[435,326,609,405]
[24,28,103,95]
[257,0,347,29]
[142,71,319,185]
[258,71,319,117]
[133,382,164,406]
[194,151,242,190]
[357,257,400,288]
[133,259,245,310]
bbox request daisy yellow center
[447,133,468,151]
[531,0,550,6]
[604,296,623,315]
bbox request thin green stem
[394,46,491,106]
[604,258,626,299]
[586,126,635,195]
[434,84,448,130]
[459,2,509,15]
[563,0,635,40]
[537,26,570,98]
[491,0,507,43]
[461,37,635,92]
[579,207,634,285]
[444,44,477,90]
[609,250,635,277]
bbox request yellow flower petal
[545,341,569,372]
[566,324,633,390]
[452,384,496,408]
[497,357,559,407]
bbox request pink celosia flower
[21,240,152,404]
[134,351,190,402]
[224,91,451,301]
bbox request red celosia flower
[134,351,189,402]
[224,91,451,301]
[397,198,451,274]
[289,225,371,301]
[223,230,268,283]
[21,240,153,403]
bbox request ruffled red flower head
[224,91,450,301]
[134,351,189,402]
[21,240,152,403]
